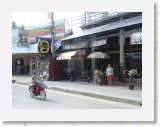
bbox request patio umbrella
[87,52,110,59]
[87,51,110,65]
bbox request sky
[12,12,84,33]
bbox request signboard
[125,52,142,59]
[38,40,51,54]
[64,42,85,50]
[71,42,85,49]
[13,54,46,58]
[90,39,106,47]
[28,26,51,43]
[131,32,142,45]
[27,19,65,43]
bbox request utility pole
[48,12,55,81]
[50,12,55,58]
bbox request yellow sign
[38,40,51,54]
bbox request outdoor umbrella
[87,51,110,65]
[87,51,110,59]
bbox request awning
[57,50,86,60]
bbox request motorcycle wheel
[40,90,46,100]
[29,87,34,97]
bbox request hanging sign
[38,40,51,54]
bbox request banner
[54,19,65,41]
[28,26,51,43]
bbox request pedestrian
[106,64,113,85]
[45,63,49,81]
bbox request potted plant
[95,69,104,85]
[128,69,138,90]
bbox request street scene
[12,12,142,109]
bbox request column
[119,29,125,70]
[91,47,95,71]
[29,58,33,76]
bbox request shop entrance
[15,59,24,75]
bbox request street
[12,83,140,109]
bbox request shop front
[12,38,51,76]
[12,54,48,75]
[58,14,142,82]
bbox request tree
[12,21,17,29]
[19,24,25,30]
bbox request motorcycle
[28,80,46,100]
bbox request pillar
[29,58,33,76]
[119,29,125,70]
[91,48,96,71]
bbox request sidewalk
[12,75,142,106]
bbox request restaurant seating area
[62,69,142,89]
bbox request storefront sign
[125,52,142,59]
[13,54,46,58]
[38,40,51,54]
[91,39,106,47]
[64,42,86,50]
[64,44,70,50]
[131,32,142,45]
[71,42,85,49]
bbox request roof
[62,15,142,41]
[12,43,39,54]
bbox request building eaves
[62,15,142,41]
[12,43,39,54]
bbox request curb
[49,86,142,106]
[13,81,142,106]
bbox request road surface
[12,83,141,109]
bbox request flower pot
[97,78,103,85]
[128,84,134,90]
[128,77,134,90]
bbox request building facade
[58,12,142,80]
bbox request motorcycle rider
[32,71,40,95]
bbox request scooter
[28,80,46,100]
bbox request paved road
[12,83,141,109]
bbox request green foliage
[128,69,138,79]
[12,21,17,29]
[114,64,124,81]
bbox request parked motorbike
[28,80,46,100]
